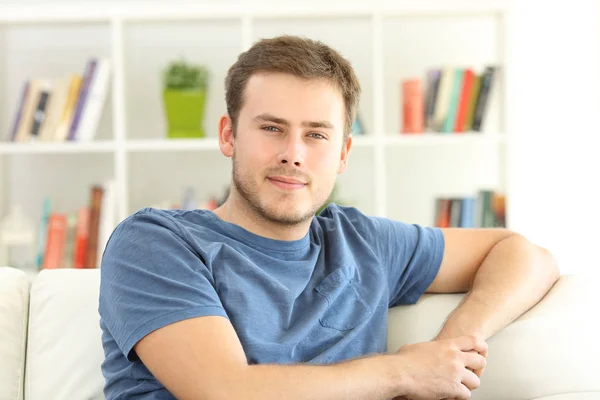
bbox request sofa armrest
[0,267,29,400]
[387,275,600,399]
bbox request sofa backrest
[25,269,105,400]
[1,267,599,400]
[389,275,600,399]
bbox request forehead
[241,72,345,125]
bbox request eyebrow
[253,113,335,130]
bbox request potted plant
[162,58,209,139]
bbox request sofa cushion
[25,269,104,400]
[0,267,29,400]
[533,394,600,400]
[387,275,600,399]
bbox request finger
[454,384,472,400]
[455,335,488,355]
[463,351,487,377]
[462,367,482,391]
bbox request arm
[427,228,560,341]
[134,314,400,400]
[135,315,488,400]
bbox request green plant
[163,58,209,91]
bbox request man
[99,35,559,400]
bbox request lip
[267,176,307,190]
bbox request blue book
[459,197,475,228]
[35,197,51,269]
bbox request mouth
[267,176,308,190]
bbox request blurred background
[0,0,598,278]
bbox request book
[442,68,464,133]
[454,68,475,133]
[8,81,30,142]
[75,58,111,141]
[432,67,454,132]
[73,207,90,269]
[424,69,441,132]
[42,213,68,269]
[85,185,104,268]
[401,78,424,133]
[54,75,83,141]
[67,58,98,141]
[29,81,53,140]
[472,66,497,131]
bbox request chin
[261,202,316,226]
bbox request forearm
[436,234,560,341]
[224,354,401,400]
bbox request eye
[263,126,281,132]
[308,132,326,140]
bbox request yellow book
[465,74,481,132]
[54,75,83,142]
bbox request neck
[212,187,312,242]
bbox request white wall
[508,0,600,277]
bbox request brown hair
[225,35,361,140]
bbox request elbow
[201,365,249,400]
[536,244,561,285]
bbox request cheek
[311,154,341,183]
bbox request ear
[337,135,352,174]
[218,114,235,158]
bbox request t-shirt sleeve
[369,216,445,306]
[98,208,229,362]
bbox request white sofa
[1,266,599,400]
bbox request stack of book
[6,57,111,143]
[37,179,117,270]
[434,189,506,228]
[402,65,497,134]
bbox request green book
[442,68,464,133]
[465,74,481,131]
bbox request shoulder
[315,203,438,242]
[114,207,214,237]
[105,207,207,259]
[112,207,184,238]
[315,203,380,238]
[316,203,368,225]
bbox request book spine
[453,69,474,133]
[73,207,90,269]
[472,66,496,132]
[30,83,52,139]
[67,59,98,141]
[85,186,104,268]
[8,81,30,142]
[42,214,67,269]
[76,59,112,141]
[424,69,441,132]
[401,79,424,133]
[442,69,464,133]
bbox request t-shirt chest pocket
[314,268,373,331]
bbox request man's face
[230,72,350,226]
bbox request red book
[42,214,67,269]
[401,79,424,133]
[454,68,475,133]
[435,199,451,228]
[73,207,90,269]
[85,186,104,269]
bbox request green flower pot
[163,89,206,139]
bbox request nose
[276,134,305,167]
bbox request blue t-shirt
[98,203,444,399]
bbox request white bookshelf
[0,0,514,249]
